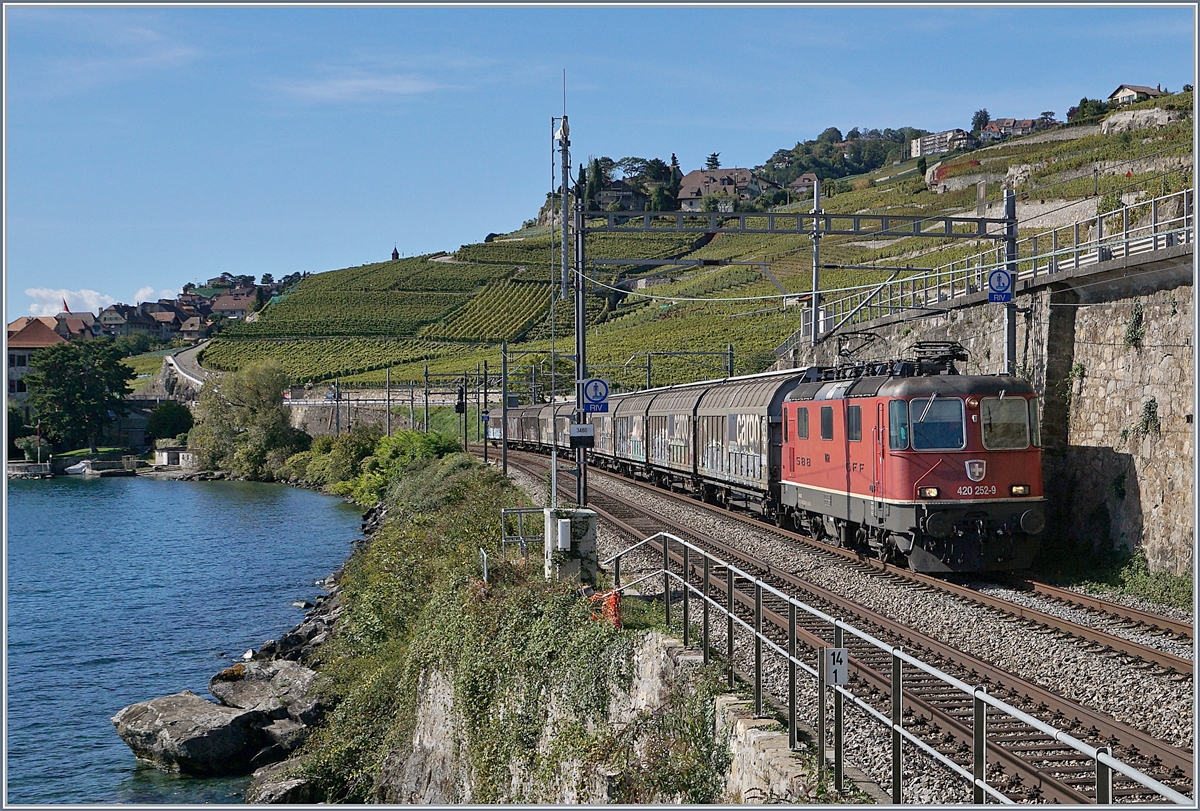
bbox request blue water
[6,476,361,804]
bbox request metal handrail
[779,186,1194,353]
[606,531,1191,805]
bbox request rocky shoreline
[110,503,387,802]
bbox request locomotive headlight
[966,397,980,409]
[1010,484,1031,496]
[918,486,940,499]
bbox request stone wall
[777,244,1193,574]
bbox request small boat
[63,461,89,475]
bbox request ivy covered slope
[284,447,734,803]
[202,94,1192,388]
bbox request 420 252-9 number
[957,485,997,496]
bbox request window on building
[820,406,833,440]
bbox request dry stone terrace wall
[776,245,1194,575]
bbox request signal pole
[574,195,588,506]
[811,178,822,345]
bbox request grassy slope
[201,94,1192,387]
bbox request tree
[8,400,32,458]
[916,156,927,177]
[23,339,134,452]
[147,401,194,443]
[816,127,843,144]
[1184,84,1193,93]
[971,109,990,133]
[1068,97,1111,122]
[846,127,861,140]
[1037,111,1056,129]
[260,273,274,285]
[705,152,721,170]
[187,360,309,479]
[182,282,196,293]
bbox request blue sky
[4,4,1195,317]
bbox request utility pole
[409,380,415,431]
[728,343,735,377]
[385,367,391,437]
[501,341,508,476]
[811,178,822,346]
[334,380,340,435]
[1004,189,1018,376]
[423,365,429,433]
[574,194,588,507]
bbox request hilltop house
[211,289,256,320]
[677,168,765,211]
[1108,84,1164,105]
[179,316,210,342]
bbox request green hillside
[201,93,1192,389]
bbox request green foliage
[294,454,727,803]
[113,332,167,357]
[329,431,463,505]
[971,109,990,133]
[15,434,51,461]
[146,401,194,443]
[1073,549,1193,610]
[200,338,458,383]
[1123,300,1145,348]
[1133,397,1161,438]
[186,360,310,479]
[24,338,134,452]
[224,291,467,338]
[8,400,32,457]
[299,426,382,489]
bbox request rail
[777,185,1194,356]
[603,531,1191,805]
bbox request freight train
[504,343,1045,573]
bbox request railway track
[498,449,1193,804]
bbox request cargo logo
[965,460,986,482]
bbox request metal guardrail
[602,531,1191,805]
[777,186,1194,355]
[500,507,544,560]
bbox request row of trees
[754,126,928,189]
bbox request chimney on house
[1157,84,1162,92]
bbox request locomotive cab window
[981,396,1030,449]
[888,400,909,449]
[910,397,965,450]
[797,407,809,439]
[1028,397,1042,447]
[820,406,833,440]
[846,405,862,441]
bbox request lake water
[6,476,361,804]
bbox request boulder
[245,760,318,804]
[208,660,321,723]
[111,691,269,776]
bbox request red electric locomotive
[779,343,1045,572]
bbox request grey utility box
[543,508,598,586]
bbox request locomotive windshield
[910,397,966,450]
[981,397,1030,449]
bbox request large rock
[1101,108,1187,135]
[111,691,269,776]
[246,760,318,804]
[209,660,324,724]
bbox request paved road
[168,340,212,387]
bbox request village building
[910,129,975,158]
[677,168,765,212]
[7,318,65,416]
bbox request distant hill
[200,93,1192,389]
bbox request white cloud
[25,287,117,316]
[133,286,177,304]
[276,71,444,103]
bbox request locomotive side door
[872,402,885,520]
